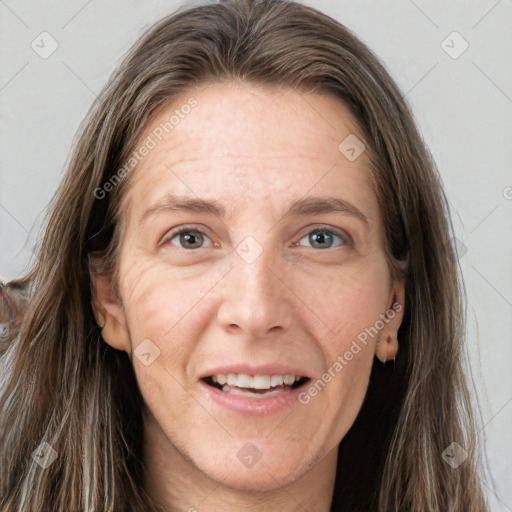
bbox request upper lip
[200,363,313,380]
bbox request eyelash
[295,225,352,248]
[162,224,352,250]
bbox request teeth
[253,375,270,389]
[209,373,303,390]
[237,374,253,388]
[270,375,283,387]
[221,385,286,398]
[283,375,295,386]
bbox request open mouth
[202,374,310,398]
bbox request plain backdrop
[1,0,511,509]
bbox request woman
[0,0,488,510]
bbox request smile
[203,373,309,398]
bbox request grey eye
[299,228,347,249]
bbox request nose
[216,242,294,339]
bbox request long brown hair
[0,1,488,510]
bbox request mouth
[202,373,310,398]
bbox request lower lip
[198,380,307,416]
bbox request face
[92,82,405,494]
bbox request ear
[375,278,406,363]
[89,253,130,352]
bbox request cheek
[291,254,390,345]
[294,258,388,423]
[119,259,225,371]
[118,264,208,425]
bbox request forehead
[120,82,379,231]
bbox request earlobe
[98,310,130,352]
[376,332,399,363]
[89,254,130,352]
[376,278,406,362]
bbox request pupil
[182,231,202,248]
[311,230,332,248]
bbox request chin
[211,463,307,493]
[194,441,318,492]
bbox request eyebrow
[139,193,369,227]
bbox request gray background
[1,0,511,509]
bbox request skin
[91,81,405,512]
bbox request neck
[142,411,337,512]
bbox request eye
[164,227,212,250]
[296,227,350,250]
